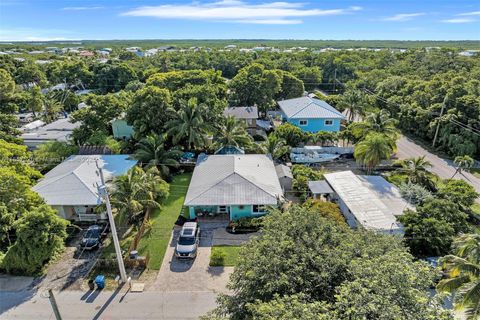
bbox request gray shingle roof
[277,97,345,120]
[275,164,293,179]
[223,107,258,119]
[32,155,137,206]
[184,154,283,206]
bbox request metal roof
[184,154,283,206]
[275,164,293,179]
[324,171,411,233]
[308,180,333,194]
[277,96,345,120]
[223,107,258,119]
[32,155,137,206]
[20,117,80,143]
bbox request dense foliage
[206,206,451,319]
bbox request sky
[0,0,479,41]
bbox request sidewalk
[2,287,218,319]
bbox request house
[223,107,258,129]
[277,96,345,133]
[111,115,134,140]
[20,117,80,148]
[185,154,284,220]
[319,171,412,234]
[275,164,293,191]
[32,155,137,221]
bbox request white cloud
[458,11,480,16]
[383,13,425,22]
[441,18,475,24]
[121,1,362,25]
[62,6,104,11]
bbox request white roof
[32,155,137,206]
[184,154,283,206]
[324,171,411,233]
[278,96,345,120]
[20,118,80,143]
[275,164,293,179]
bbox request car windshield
[178,236,195,246]
[84,229,99,239]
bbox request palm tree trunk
[132,207,151,250]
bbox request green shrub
[210,249,226,266]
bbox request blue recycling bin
[95,275,105,289]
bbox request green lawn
[136,173,192,270]
[210,245,242,267]
[472,203,480,216]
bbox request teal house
[277,96,345,133]
[111,118,134,140]
[184,154,284,220]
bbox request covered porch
[188,204,267,221]
[53,205,107,222]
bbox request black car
[80,225,103,250]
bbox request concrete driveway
[152,222,234,293]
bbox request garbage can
[129,250,138,260]
[95,275,105,290]
[88,279,95,290]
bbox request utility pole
[432,96,448,148]
[48,289,62,320]
[333,68,337,92]
[96,161,127,283]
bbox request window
[252,205,266,214]
[325,120,333,126]
[299,120,308,126]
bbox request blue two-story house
[277,96,345,133]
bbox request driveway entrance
[152,221,233,293]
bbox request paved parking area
[152,222,234,293]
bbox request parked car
[175,222,200,259]
[80,225,103,250]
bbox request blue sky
[0,0,479,41]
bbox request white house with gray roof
[185,154,283,220]
[277,96,345,133]
[32,155,137,221]
[322,171,412,234]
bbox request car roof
[183,222,197,229]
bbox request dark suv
[80,225,103,250]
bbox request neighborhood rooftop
[184,154,283,206]
[278,96,345,119]
[32,155,137,206]
[323,171,411,233]
[223,106,258,119]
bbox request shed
[275,164,293,191]
[308,180,333,199]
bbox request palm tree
[134,134,181,178]
[42,96,63,123]
[110,166,165,222]
[354,133,393,173]
[166,98,210,150]
[338,90,367,122]
[260,134,290,160]
[351,109,398,143]
[396,156,435,190]
[452,155,475,178]
[214,116,252,148]
[309,131,338,146]
[437,234,480,319]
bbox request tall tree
[354,133,393,173]
[452,155,475,178]
[110,166,169,222]
[260,134,290,160]
[438,234,480,320]
[166,98,210,150]
[338,90,367,122]
[214,116,252,149]
[134,134,181,178]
